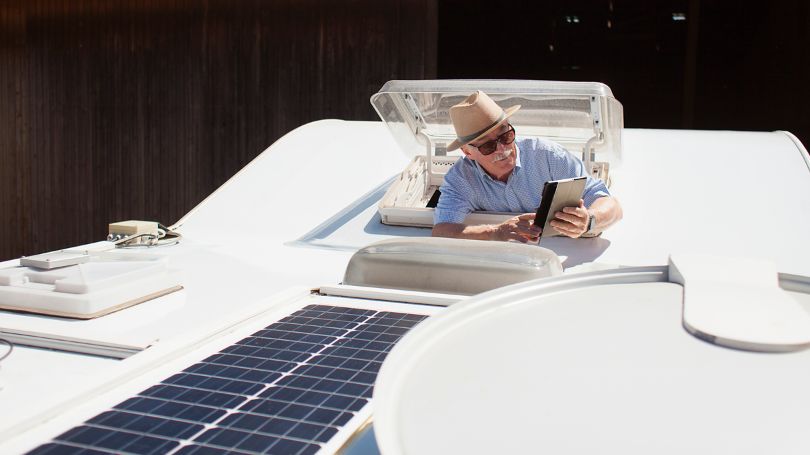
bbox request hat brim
[447,104,521,151]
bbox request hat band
[457,111,507,144]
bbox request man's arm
[587,196,622,234]
[432,213,542,242]
[550,196,623,238]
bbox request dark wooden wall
[439,0,810,146]
[0,0,437,260]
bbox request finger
[554,211,585,225]
[579,199,585,208]
[550,223,581,238]
[516,217,542,230]
[549,219,574,231]
[509,232,529,243]
[557,218,587,237]
[518,230,541,240]
[516,223,538,236]
[524,221,542,233]
[517,213,536,221]
[517,230,539,241]
[562,206,587,215]
[550,220,581,235]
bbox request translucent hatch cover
[370,79,623,167]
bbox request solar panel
[27,305,427,455]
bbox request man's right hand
[493,213,542,243]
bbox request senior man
[432,90,622,242]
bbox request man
[432,90,622,242]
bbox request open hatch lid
[370,79,623,164]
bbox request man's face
[461,123,517,178]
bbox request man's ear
[460,145,474,159]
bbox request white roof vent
[343,237,562,295]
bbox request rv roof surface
[1,116,809,454]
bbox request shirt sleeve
[434,165,476,224]
[545,142,611,207]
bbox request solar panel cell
[195,427,261,449]
[286,421,326,440]
[273,402,316,420]
[183,363,283,384]
[26,442,111,455]
[58,426,179,453]
[322,394,366,412]
[259,385,304,401]
[238,337,324,353]
[175,444,246,455]
[114,397,227,424]
[320,345,380,362]
[195,427,321,455]
[336,382,369,398]
[269,438,319,455]
[221,345,310,363]
[254,330,337,346]
[163,373,265,396]
[333,337,393,354]
[220,412,296,436]
[87,411,204,440]
[351,371,378,385]
[276,374,330,391]
[145,418,204,440]
[140,385,246,409]
[124,433,180,454]
[314,426,339,443]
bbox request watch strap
[585,211,597,235]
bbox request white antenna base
[670,254,810,352]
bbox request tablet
[533,176,587,238]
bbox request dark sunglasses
[471,125,516,155]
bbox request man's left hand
[550,199,589,238]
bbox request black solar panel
[28,305,427,455]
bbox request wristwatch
[585,211,597,235]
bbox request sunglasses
[470,125,516,155]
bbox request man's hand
[550,199,589,238]
[493,213,542,243]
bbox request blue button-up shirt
[434,137,610,224]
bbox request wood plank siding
[0,0,437,259]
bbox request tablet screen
[533,176,587,238]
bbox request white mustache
[492,147,513,162]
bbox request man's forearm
[432,213,541,242]
[588,196,623,233]
[432,222,497,240]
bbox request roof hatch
[371,79,623,227]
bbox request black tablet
[533,176,587,238]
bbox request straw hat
[447,91,521,151]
